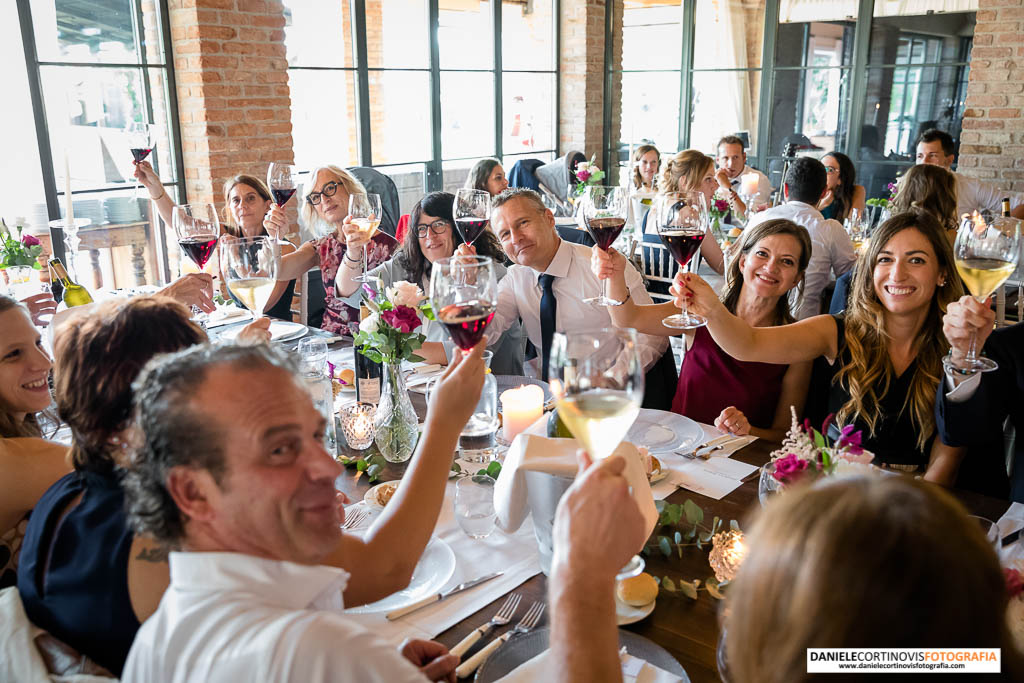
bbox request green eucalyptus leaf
[712,516,721,532]
[678,580,698,600]
[683,499,704,525]
[355,459,368,472]
[706,579,726,600]
[699,531,713,543]
[485,461,502,478]
[658,536,672,558]
[366,463,382,480]
[686,527,697,540]
[661,577,676,592]
[730,519,740,532]
[451,462,462,473]
[408,354,426,363]
[673,531,682,544]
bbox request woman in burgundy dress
[592,218,812,441]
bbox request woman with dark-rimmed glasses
[335,191,523,374]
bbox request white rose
[386,280,423,308]
[359,312,380,334]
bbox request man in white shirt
[462,188,669,390]
[915,128,1024,220]
[716,135,773,208]
[121,343,646,682]
[747,156,856,319]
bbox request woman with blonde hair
[650,149,726,274]
[265,164,398,334]
[134,165,297,320]
[593,219,813,440]
[892,163,959,235]
[723,476,1023,683]
[676,211,966,483]
[631,144,660,192]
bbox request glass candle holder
[340,401,376,451]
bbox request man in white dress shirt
[121,343,646,682]
[747,156,856,319]
[915,128,1024,220]
[461,188,669,390]
[716,135,773,208]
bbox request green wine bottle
[547,406,573,439]
[48,258,93,307]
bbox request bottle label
[358,377,381,404]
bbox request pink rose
[576,169,591,183]
[381,305,421,334]
[771,453,809,486]
[21,233,40,247]
[386,280,423,308]
[714,199,729,213]
[1006,568,1024,599]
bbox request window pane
[768,68,850,157]
[289,69,360,169]
[502,0,554,70]
[860,65,970,162]
[371,71,432,165]
[854,161,911,206]
[873,0,977,19]
[366,0,430,69]
[1,2,47,232]
[31,0,163,64]
[376,163,426,215]
[776,21,854,68]
[441,72,495,159]
[868,10,974,66]
[693,0,765,70]
[40,65,174,192]
[690,70,761,154]
[502,73,554,155]
[56,187,173,290]
[442,158,478,193]
[779,0,858,24]
[284,0,353,69]
[622,1,681,71]
[620,71,680,156]
[439,0,493,70]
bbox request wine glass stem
[967,327,979,364]
[679,261,690,318]
[362,246,369,279]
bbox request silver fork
[455,601,546,678]
[449,592,521,658]
[341,507,368,530]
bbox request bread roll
[616,572,658,607]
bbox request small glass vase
[374,360,419,463]
[2,265,38,300]
[757,461,782,507]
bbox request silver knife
[385,572,504,620]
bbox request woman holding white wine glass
[674,211,969,485]
[219,236,281,320]
[549,327,646,579]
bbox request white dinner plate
[626,409,702,454]
[218,320,308,343]
[344,537,457,615]
[616,594,656,625]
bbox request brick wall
[168,0,295,210]
[560,0,614,161]
[958,0,1024,191]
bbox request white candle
[64,149,75,230]
[740,173,759,197]
[500,384,544,442]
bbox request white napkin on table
[494,649,684,683]
[493,431,659,540]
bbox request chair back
[347,166,401,239]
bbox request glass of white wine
[349,193,382,283]
[948,212,1021,373]
[549,327,646,579]
[219,236,280,317]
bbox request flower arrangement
[768,407,875,487]
[353,280,434,364]
[572,156,606,196]
[866,180,899,210]
[0,218,43,270]
[1006,564,1024,649]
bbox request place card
[663,455,758,500]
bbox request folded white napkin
[493,648,684,683]
[493,428,659,541]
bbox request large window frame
[17,0,185,280]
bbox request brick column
[958,0,1024,191]
[168,0,295,209]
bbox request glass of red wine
[173,203,220,321]
[127,122,154,199]
[656,191,708,329]
[267,162,300,210]
[580,185,628,306]
[430,255,497,354]
[453,189,491,246]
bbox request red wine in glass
[438,300,496,350]
[131,147,153,163]
[178,236,219,270]
[660,228,705,267]
[455,218,489,245]
[586,216,627,251]
[271,188,296,207]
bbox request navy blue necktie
[538,273,557,382]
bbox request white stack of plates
[104,197,144,224]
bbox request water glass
[298,337,329,376]
[455,474,497,539]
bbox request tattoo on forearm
[136,546,169,562]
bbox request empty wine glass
[267,162,300,208]
[656,191,708,329]
[580,186,628,306]
[430,255,497,354]
[219,236,281,317]
[349,193,383,284]
[453,189,491,246]
[127,122,154,198]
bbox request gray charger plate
[475,627,689,682]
